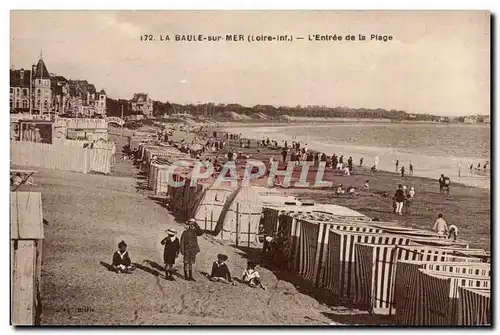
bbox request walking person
[458,162,461,178]
[359,157,363,167]
[395,160,399,173]
[180,218,204,281]
[409,163,414,176]
[394,184,405,215]
[161,228,180,281]
[401,166,405,178]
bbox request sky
[10,10,490,116]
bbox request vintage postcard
[9,10,491,326]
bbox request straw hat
[166,228,177,235]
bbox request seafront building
[130,93,153,118]
[10,55,107,117]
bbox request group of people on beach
[392,184,416,215]
[110,218,266,290]
[394,160,414,178]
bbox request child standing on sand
[180,219,204,281]
[161,228,180,281]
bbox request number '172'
[140,34,154,41]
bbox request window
[10,99,13,108]
[23,100,28,108]
[23,89,28,95]
[10,88,13,94]
[37,89,41,95]
[15,101,20,108]
[16,88,20,94]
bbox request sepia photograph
[9,10,491,326]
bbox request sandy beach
[11,125,490,326]
[223,125,490,190]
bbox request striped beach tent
[355,244,488,316]
[323,230,410,301]
[370,226,445,239]
[409,237,469,248]
[458,287,491,326]
[261,206,314,237]
[394,262,489,325]
[394,258,486,325]
[418,269,490,325]
[294,219,383,285]
[395,245,487,262]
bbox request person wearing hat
[242,261,267,290]
[209,254,234,284]
[161,228,180,281]
[112,241,134,274]
[180,218,204,281]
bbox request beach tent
[192,184,238,232]
[323,230,412,301]
[394,258,487,325]
[286,219,382,284]
[408,236,469,248]
[368,225,445,239]
[458,287,491,325]
[312,204,369,220]
[11,192,44,325]
[354,244,487,316]
[214,186,263,245]
[417,269,490,325]
[261,205,314,237]
[148,163,171,195]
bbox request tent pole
[248,211,251,247]
[235,202,239,246]
[210,210,213,232]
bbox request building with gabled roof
[130,93,153,118]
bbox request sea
[223,122,491,189]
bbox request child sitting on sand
[210,254,234,284]
[242,261,267,290]
[112,241,135,274]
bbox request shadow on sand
[99,261,115,272]
[147,195,167,208]
[320,312,395,326]
[231,245,395,325]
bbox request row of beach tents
[130,132,490,326]
[260,210,490,325]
